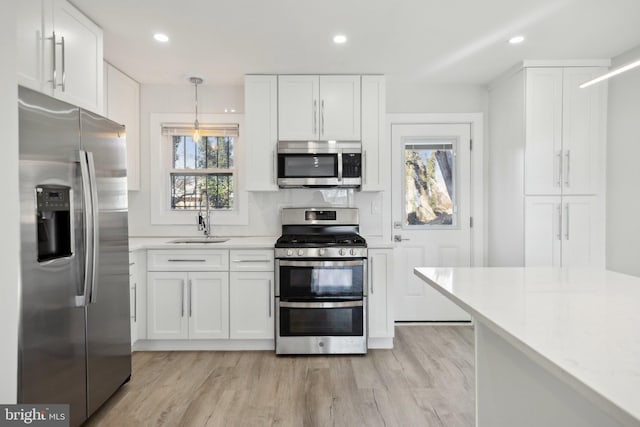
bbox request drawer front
[230,249,274,272]
[147,250,229,271]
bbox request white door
[392,123,472,321]
[562,196,603,267]
[524,68,563,196]
[319,75,361,140]
[229,272,274,339]
[51,0,103,113]
[278,75,319,140]
[561,68,606,196]
[147,272,188,339]
[189,272,229,339]
[525,196,562,267]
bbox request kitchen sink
[169,237,230,244]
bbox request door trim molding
[386,113,485,266]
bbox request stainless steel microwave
[277,141,362,188]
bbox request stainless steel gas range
[275,208,368,355]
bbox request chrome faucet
[197,189,212,237]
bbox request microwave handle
[337,152,343,182]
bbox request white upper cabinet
[318,76,361,141]
[524,67,606,196]
[105,63,140,191]
[361,76,386,191]
[525,68,563,195]
[245,75,278,191]
[278,75,319,140]
[17,0,44,90]
[561,68,606,196]
[17,0,103,114]
[278,75,361,141]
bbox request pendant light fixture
[190,76,203,142]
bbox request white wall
[606,45,640,277]
[0,3,20,404]
[386,78,489,113]
[128,83,388,239]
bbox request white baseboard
[368,337,394,349]
[133,339,275,351]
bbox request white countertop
[414,267,640,425]
[129,236,278,251]
[129,236,394,251]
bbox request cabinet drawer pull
[168,259,206,262]
[232,259,270,263]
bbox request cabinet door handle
[49,32,57,89]
[168,259,206,262]
[188,279,193,317]
[557,204,562,241]
[565,204,570,240]
[268,279,272,318]
[369,257,374,294]
[564,150,571,187]
[59,36,66,92]
[181,281,185,317]
[556,151,563,187]
[321,99,325,137]
[232,259,270,263]
[313,100,317,134]
[272,150,276,185]
[133,283,137,322]
[363,150,367,186]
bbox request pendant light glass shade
[190,77,203,142]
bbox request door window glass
[403,140,456,226]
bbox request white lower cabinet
[525,196,603,267]
[368,249,394,346]
[143,248,274,348]
[188,272,229,339]
[147,271,229,339]
[229,272,274,339]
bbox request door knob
[393,235,410,242]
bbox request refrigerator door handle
[77,150,93,307]
[87,151,100,304]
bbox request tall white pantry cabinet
[489,62,608,267]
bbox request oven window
[280,262,364,298]
[280,306,364,336]
[280,154,337,177]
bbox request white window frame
[149,113,248,225]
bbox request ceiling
[73,0,640,86]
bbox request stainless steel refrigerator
[18,86,131,427]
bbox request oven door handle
[279,301,363,309]
[277,260,365,267]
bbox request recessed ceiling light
[154,33,169,43]
[509,35,525,45]
[333,34,347,44]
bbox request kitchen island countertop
[415,267,640,427]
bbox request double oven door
[276,258,367,354]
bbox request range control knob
[297,249,304,256]
[350,248,358,256]
[286,249,293,256]
[339,248,346,256]
[319,248,326,256]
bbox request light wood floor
[85,325,474,427]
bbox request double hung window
[163,124,238,211]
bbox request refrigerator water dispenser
[36,185,72,262]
